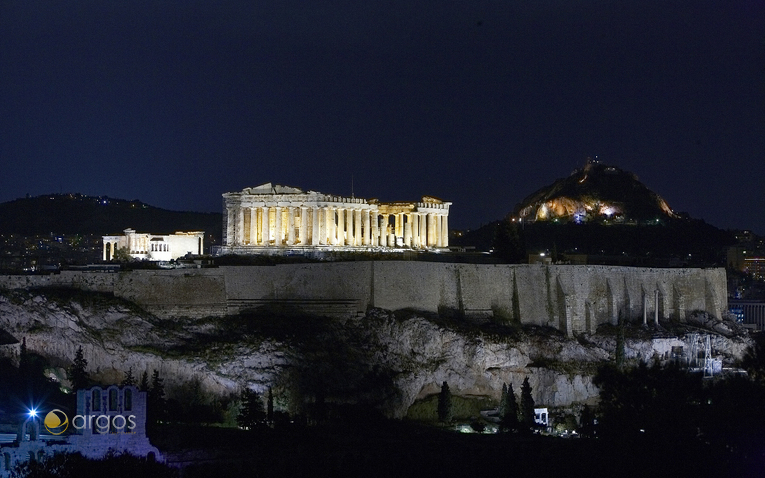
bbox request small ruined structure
[218,183,451,254]
[0,386,161,476]
[102,229,204,261]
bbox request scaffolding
[686,333,720,377]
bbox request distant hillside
[454,162,735,266]
[0,193,222,239]
[513,161,677,224]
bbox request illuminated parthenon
[218,183,450,253]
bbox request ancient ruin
[218,183,451,253]
[102,229,204,261]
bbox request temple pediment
[243,183,306,195]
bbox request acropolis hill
[1,179,731,337]
[0,180,744,423]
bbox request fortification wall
[0,263,727,336]
[0,271,118,292]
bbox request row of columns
[103,241,119,261]
[227,206,449,248]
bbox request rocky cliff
[0,288,751,419]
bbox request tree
[593,362,703,442]
[579,404,596,438]
[68,346,89,391]
[500,383,519,432]
[121,367,135,387]
[112,247,131,262]
[147,370,166,427]
[267,387,274,425]
[498,383,508,417]
[741,332,765,382]
[519,377,536,430]
[139,371,149,392]
[493,220,526,263]
[437,381,453,423]
[238,388,265,430]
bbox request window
[92,389,101,411]
[109,389,118,411]
[124,389,132,411]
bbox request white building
[102,228,204,261]
[218,183,451,254]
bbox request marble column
[250,208,257,245]
[226,207,235,245]
[436,214,443,247]
[262,206,270,245]
[236,207,245,245]
[420,214,427,248]
[371,215,379,246]
[354,209,362,247]
[346,208,353,246]
[327,208,333,245]
[404,215,412,247]
[316,207,324,245]
[427,213,435,247]
[363,210,371,245]
[441,214,449,247]
[329,208,337,245]
[311,206,320,246]
[412,213,420,248]
[299,207,308,245]
[274,207,283,246]
[287,207,295,245]
[337,207,345,246]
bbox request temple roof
[242,183,306,195]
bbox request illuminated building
[102,229,204,261]
[218,183,451,253]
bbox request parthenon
[218,183,451,253]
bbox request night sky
[1,1,763,233]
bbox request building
[743,257,765,280]
[102,229,204,261]
[728,299,765,330]
[0,386,161,476]
[217,183,451,254]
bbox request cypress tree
[437,381,453,423]
[238,388,265,430]
[121,367,136,387]
[68,346,90,391]
[498,383,508,418]
[140,371,149,392]
[501,383,519,432]
[267,387,274,425]
[519,377,536,430]
[579,404,596,438]
[148,370,166,427]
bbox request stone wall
[0,263,727,336]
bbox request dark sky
[1,1,763,232]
